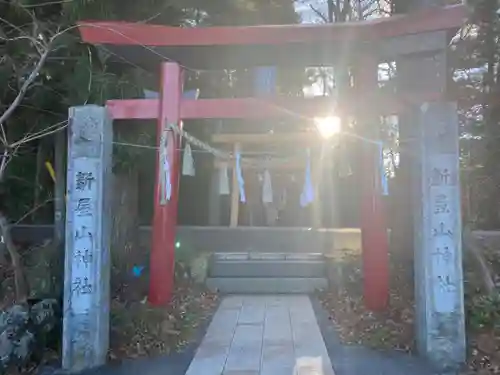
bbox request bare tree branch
[22,0,74,8]
[0,150,8,180]
[0,1,80,147]
[0,34,43,44]
[10,120,68,148]
[0,45,53,145]
[14,197,54,225]
[0,16,32,40]
[0,0,83,303]
[309,4,328,23]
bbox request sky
[295,0,391,23]
[293,1,333,97]
[294,0,328,23]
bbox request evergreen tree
[451,0,500,228]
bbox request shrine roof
[78,4,465,69]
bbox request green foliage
[0,0,152,219]
[0,0,300,223]
[450,0,500,227]
[467,292,500,331]
[0,299,60,373]
[174,239,198,279]
[113,123,153,174]
[3,149,39,221]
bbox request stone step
[206,277,328,294]
[212,252,324,261]
[209,260,325,278]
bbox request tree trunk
[111,167,139,289]
[481,0,500,228]
[52,128,66,296]
[0,150,29,302]
[327,0,334,22]
[0,212,28,302]
[32,140,46,222]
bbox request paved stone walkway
[185,295,335,375]
[53,294,438,375]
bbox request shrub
[0,299,60,374]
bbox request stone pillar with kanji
[62,105,112,372]
[414,101,466,370]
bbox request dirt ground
[318,243,500,375]
[0,242,218,374]
[108,281,218,361]
[318,251,415,352]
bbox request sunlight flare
[314,116,341,139]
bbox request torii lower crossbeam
[107,92,443,120]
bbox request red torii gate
[77,4,466,309]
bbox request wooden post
[149,62,183,306]
[208,171,221,225]
[329,165,339,228]
[312,151,322,228]
[230,143,240,227]
[208,122,224,226]
[335,64,350,230]
[54,130,66,247]
[54,127,66,295]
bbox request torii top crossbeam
[78,4,466,121]
[79,5,465,69]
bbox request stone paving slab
[185,295,335,375]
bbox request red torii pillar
[149,62,183,305]
[356,55,390,311]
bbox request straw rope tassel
[182,143,195,176]
[219,161,230,195]
[300,149,314,207]
[262,169,273,204]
